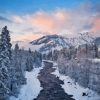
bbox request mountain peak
[12,33,97,53]
[30,34,70,52]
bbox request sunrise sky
[0,0,100,41]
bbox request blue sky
[0,0,100,41]
[0,0,99,14]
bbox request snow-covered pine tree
[25,48,34,71]
[26,57,33,72]
[28,48,32,53]
[14,43,19,54]
[0,26,12,99]
[94,44,98,58]
[33,51,42,67]
[10,43,27,95]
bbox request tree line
[43,43,100,94]
[0,26,42,100]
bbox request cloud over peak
[0,2,99,41]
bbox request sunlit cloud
[12,32,43,41]
[29,10,69,34]
[0,16,12,22]
[13,16,24,24]
[0,2,99,41]
[91,15,100,36]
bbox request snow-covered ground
[52,67,100,100]
[10,67,42,100]
[91,58,100,63]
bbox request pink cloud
[91,15,100,35]
[29,10,69,34]
[12,32,43,41]
[10,4,100,41]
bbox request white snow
[98,47,100,52]
[42,60,54,63]
[10,67,42,100]
[42,45,63,54]
[12,41,44,51]
[12,33,95,53]
[91,58,100,63]
[52,67,100,100]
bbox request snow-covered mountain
[30,33,94,52]
[12,32,96,53]
[94,37,100,46]
[69,32,94,47]
[30,35,71,52]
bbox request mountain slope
[12,33,95,53]
[30,35,71,52]
[94,37,100,46]
[30,33,94,52]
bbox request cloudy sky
[0,0,100,41]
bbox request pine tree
[0,26,12,99]
[28,48,32,53]
[33,51,42,67]
[26,57,33,71]
[94,44,98,58]
[14,43,19,54]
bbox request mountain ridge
[12,33,100,53]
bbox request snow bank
[91,58,100,63]
[42,60,54,63]
[10,67,42,100]
[52,67,100,100]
